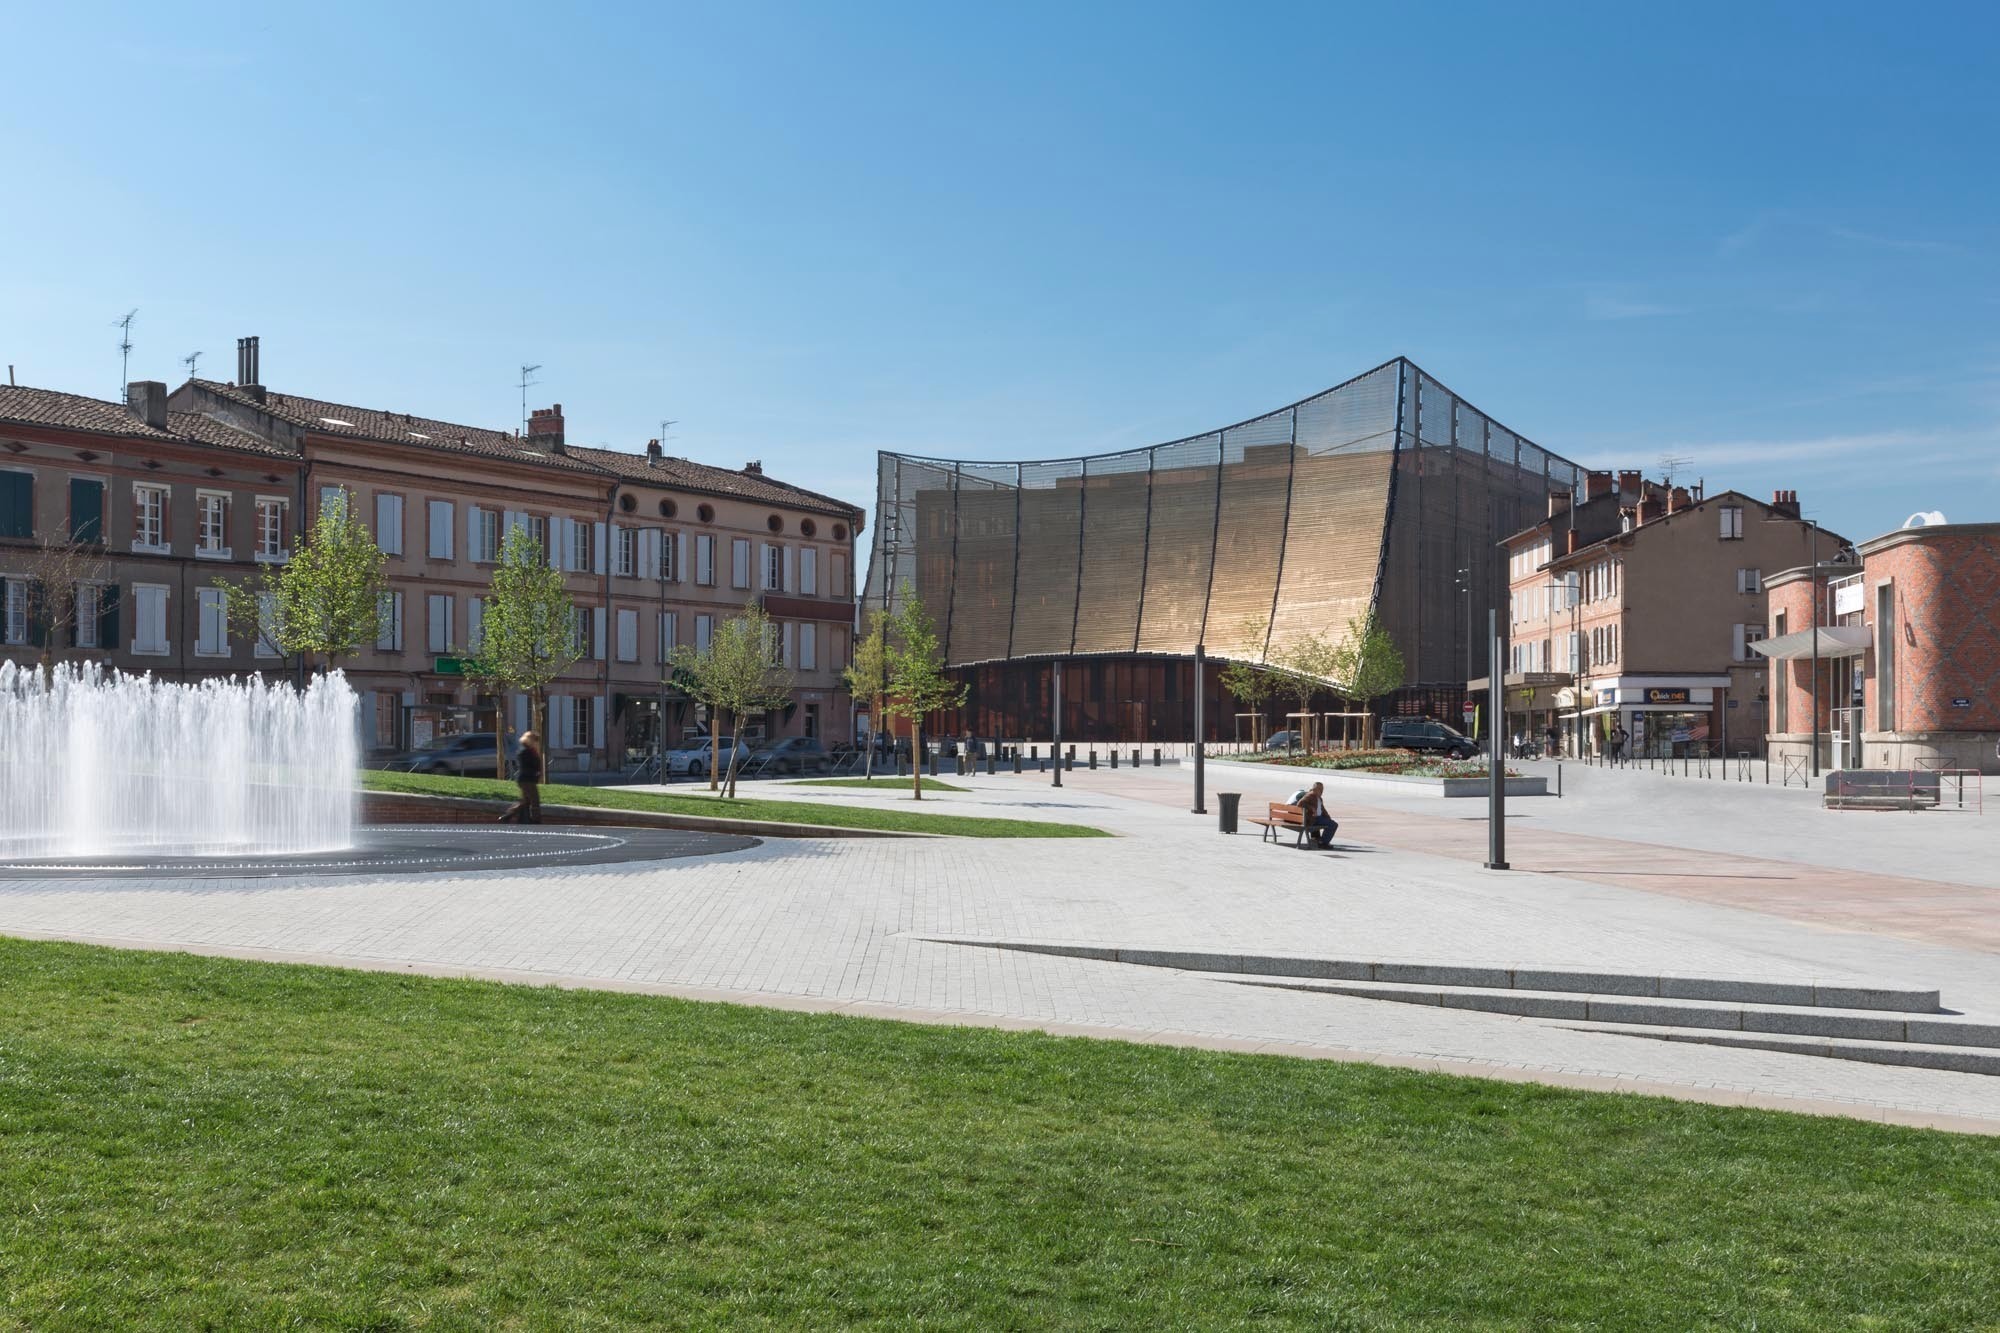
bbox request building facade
[1498,477,1844,757]
[1759,519,2000,775]
[864,358,1585,741]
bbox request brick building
[1493,469,1844,757]
[1758,518,2000,774]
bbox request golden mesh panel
[1072,450,1151,653]
[947,463,1019,663]
[906,461,958,630]
[1202,413,1297,659]
[1134,435,1219,652]
[1009,460,1084,655]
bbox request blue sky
[3,2,1994,543]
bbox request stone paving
[5,763,2000,1132]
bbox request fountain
[0,662,358,858]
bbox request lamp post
[1051,658,1063,789]
[1192,643,1207,814]
[1455,565,1473,706]
[1543,575,1582,757]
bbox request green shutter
[0,472,31,540]
[69,478,104,544]
[98,583,120,652]
[26,579,49,648]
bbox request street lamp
[1542,575,1582,757]
[1455,566,1473,712]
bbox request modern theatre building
[862,358,1585,742]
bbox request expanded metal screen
[864,357,1582,687]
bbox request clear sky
[3,2,1994,544]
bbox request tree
[1215,616,1277,746]
[883,595,967,801]
[462,525,581,772]
[1270,629,1338,752]
[841,608,892,778]
[18,533,110,675]
[225,491,386,674]
[667,601,794,798]
[1330,611,1405,745]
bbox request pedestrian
[1610,723,1629,766]
[1295,780,1339,849]
[501,730,544,824]
[1544,722,1561,758]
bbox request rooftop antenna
[518,363,542,434]
[1658,453,1692,488]
[114,308,137,394]
[659,418,678,446]
[182,350,202,382]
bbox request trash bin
[1218,791,1242,835]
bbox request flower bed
[1228,748,1521,779]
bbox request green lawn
[363,769,1106,837]
[2,938,1997,1329]
[791,776,971,793]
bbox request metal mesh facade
[864,358,1582,692]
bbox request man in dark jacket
[501,731,544,824]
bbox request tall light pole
[1051,659,1064,789]
[1543,575,1582,756]
[1455,565,1473,714]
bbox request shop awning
[1749,625,1869,661]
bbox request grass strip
[362,769,1106,837]
[1,937,1996,1328]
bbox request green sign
[433,655,471,676]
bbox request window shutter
[1732,623,1747,662]
[97,582,120,650]
[69,478,103,544]
[591,695,605,750]
[675,532,687,583]
[593,522,607,575]
[592,607,606,660]
[782,545,794,592]
[640,528,659,579]
[782,621,796,667]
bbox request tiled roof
[0,384,292,458]
[189,380,608,474]
[572,445,862,519]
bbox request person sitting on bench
[1294,781,1338,849]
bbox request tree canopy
[667,601,794,797]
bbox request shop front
[1580,677,1733,759]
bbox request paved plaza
[4,759,2000,1132]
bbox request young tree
[667,601,794,798]
[1330,611,1406,745]
[841,608,892,778]
[225,491,386,674]
[1215,616,1276,746]
[17,534,110,675]
[462,525,582,769]
[1270,629,1337,753]
[883,595,967,802]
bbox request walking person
[1544,722,1561,760]
[1609,722,1629,767]
[501,730,544,824]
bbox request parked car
[664,736,748,777]
[1264,730,1301,751]
[1379,717,1481,760]
[381,732,518,777]
[757,736,832,774]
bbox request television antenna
[182,350,202,381]
[114,308,137,394]
[518,363,542,433]
[659,418,679,445]
[1658,453,1693,488]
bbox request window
[2,578,27,644]
[765,621,783,666]
[318,485,349,523]
[696,534,716,586]
[255,592,280,658]
[467,596,485,652]
[568,519,591,572]
[764,543,784,592]
[0,471,31,540]
[798,622,816,670]
[616,526,637,576]
[427,499,454,559]
[657,611,678,663]
[376,591,404,652]
[1876,583,1897,732]
[74,584,101,648]
[570,606,589,656]
[661,531,680,582]
[69,477,105,544]
[196,587,229,657]
[427,593,454,654]
[571,697,592,751]
[695,614,713,653]
[133,484,167,552]
[1737,568,1762,594]
[197,492,229,557]
[133,584,169,655]
[1773,610,1788,729]
[473,508,501,562]
[256,498,289,560]
[732,538,752,589]
[377,494,405,555]
[1720,505,1744,539]
[799,547,818,596]
[616,608,638,662]
[528,514,549,561]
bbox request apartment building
[0,381,302,678]
[1496,469,1844,757]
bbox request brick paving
[5,765,2000,1132]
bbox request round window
[659,498,677,519]
[697,503,714,523]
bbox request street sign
[1461,701,1475,714]
[433,655,469,676]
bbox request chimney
[234,336,265,402]
[1565,529,1579,555]
[125,380,169,431]
[526,404,565,452]
[645,438,662,467]
[1770,488,1801,518]
[1618,469,1642,496]
[1547,489,1571,520]
[1637,494,1666,525]
[1583,470,1613,501]
[1667,486,1691,514]
[744,459,763,475]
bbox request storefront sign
[433,656,469,676]
[1597,689,1617,706]
[1833,581,1864,616]
[1726,699,1739,709]
[1953,697,1973,709]
[1644,688,1691,705]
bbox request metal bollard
[1013,751,1022,774]
[1153,747,1161,766]
[1089,750,1098,770]
[1110,750,1118,769]
[986,748,997,775]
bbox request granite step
[1549,1020,2000,1078]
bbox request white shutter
[1732,623,1747,662]
[593,522,608,575]
[782,621,796,667]
[549,517,567,569]
[505,509,525,538]
[696,615,712,652]
[468,596,484,651]
[591,695,605,751]
[375,494,401,555]
[759,542,773,591]
[616,609,638,661]
[609,523,624,574]
[640,528,659,579]
[799,623,816,670]
[592,606,606,660]
[658,611,676,662]
[676,532,688,584]
[782,545,794,592]
[800,548,817,595]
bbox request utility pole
[1051,659,1064,789]
[1486,608,1509,870]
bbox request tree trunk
[709,707,724,792]
[494,697,508,781]
[911,719,923,801]
[862,701,874,780]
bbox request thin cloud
[1583,294,1688,321]
[1826,226,1959,255]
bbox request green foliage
[226,492,386,671]
[1268,628,1338,747]
[1330,611,1406,742]
[841,608,893,777]
[883,596,967,801]
[462,525,580,737]
[1216,617,1277,742]
[667,601,793,797]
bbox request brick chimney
[234,336,266,403]
[1547,489,1572,520]
[125,380,169,431]
[527,404,565,452]
[744,459,763,475]
[1636,494,1666,525]
[645,438,662,467]
[1565,529,1579,554]
[1667,486,1691,514]
[1583,470,1613,501]
[1769,488,1801,518]
[1618,469,1642,496]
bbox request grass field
[362,770,1106,837]
[791,776,971,793]
[3,937,1997,1329]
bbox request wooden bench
[1247,802,1309,847]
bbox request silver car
[663,736,748,777]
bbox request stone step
[920,936,1942,1012]
[1550,1020,2000,1079]
[1209,974,2000,1048]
